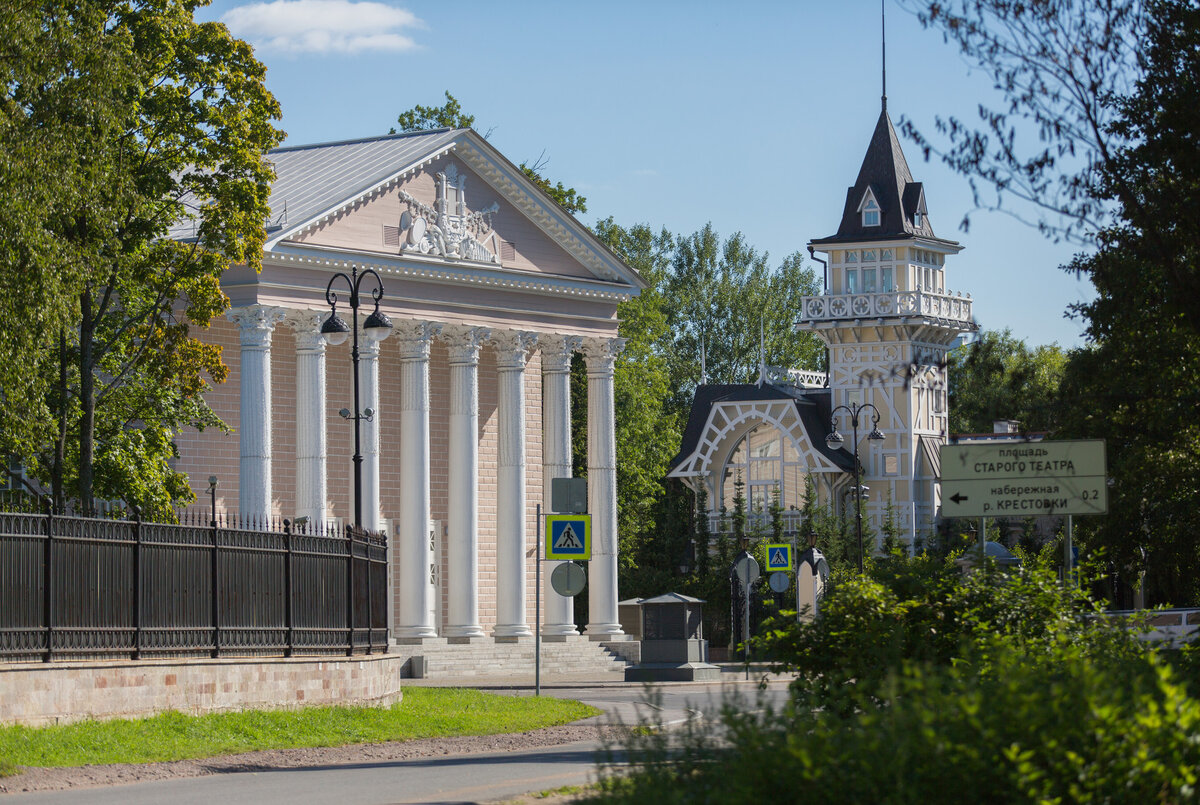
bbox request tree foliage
[946,328,1066,435]
[592,219,677,566]
[906,0,1200,604]
[662,224,825,419]
[897,0,1144,243]
[2,0,281,514]
[1053,0,1200,605]
[594,557,1190,805]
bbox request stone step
[398,636,635,679]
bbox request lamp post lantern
[322,265,393,530]
[207,475,218,527]
[825,402,885,573]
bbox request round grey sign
[733,554,760,587]
[551,562,587,597]
[769,571,790,593]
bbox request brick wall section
[177,318,242,514]
[0,655,404,726]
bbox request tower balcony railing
[798,289,974,329]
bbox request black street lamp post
[322,265,393,530]
[825,402,885,573]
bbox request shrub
[592,645,1200,804]
[591,554,1190,804]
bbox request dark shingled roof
[668,383,856,475]
[810,109,957,249]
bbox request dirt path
[0,723,619,796]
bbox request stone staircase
[392,635,640,679]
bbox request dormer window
[913,211,923,228]
[857,188,881,227]
[863,199,880,227]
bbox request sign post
[732,552,759,680]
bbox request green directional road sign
[940,439,1108,518]
[545,514,592,560]
[765,543,793,572]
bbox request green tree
[393,91,586,214]
[901,0,1200,338]
[901,0,1200,604]
[946,329,1067,435]
[896,0,1142,244]
[591,219,677,566]
[4,0,281,514]
[1054,0,1200,605]
[0,0,129,465]
[663,225,824,418]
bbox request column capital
[443,324,492,365]
[228,305,287,348]
[491,330,538,370]
[394,320,444,361]
[283,309,328,351]
[582,336,626,375]
[539,334,583,374]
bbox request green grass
[0,688,599,771]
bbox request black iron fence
[0,510,388,662]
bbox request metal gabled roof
[264,128,461,238]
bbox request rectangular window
[881,249,893,261]
[846,269,858,293]
[925,267,933,289]
[862,268,877,292]
[845,251,858,263]
[881,267,894,292]
[862,250,876,262]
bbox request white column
[492,330,538,640]
[541,334,582,637]
[443,325,490,640]
[360,320,390,533]
[227,305,285,524]
[393,320,442,640]
[584,337,626,639]
[285,311,328,530]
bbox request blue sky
[201,0,1095,347]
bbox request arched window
[720,424,806,515]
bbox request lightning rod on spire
[882,0,888,111]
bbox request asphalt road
[5,676,792,805]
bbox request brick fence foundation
[0,654,404,726]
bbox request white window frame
[858,188,882,227]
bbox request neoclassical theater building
[175,129,643,644]
[668,101,976,545]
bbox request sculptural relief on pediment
[393,163,500,263]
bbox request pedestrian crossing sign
[546,515,592,560]
[765,543,793,572]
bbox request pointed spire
[700,337,709,385]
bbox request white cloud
[221,0,422,54]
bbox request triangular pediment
[262,129,643,290]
